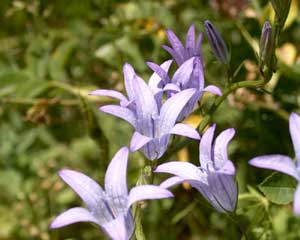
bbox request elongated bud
[259,21,274,65]
[271,0,292,29]
[259,21,275,81]
[204,20,229,64]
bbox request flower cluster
[50,22,238,239]
[48,19,300,239]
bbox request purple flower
[154,124,238,213]
[149,25,222,120]
[249,112,300,215]
[90,64,200,160]
[50,147,173,240]
[162,24,203,66]
[204,20,229,64]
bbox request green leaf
[259,172,297,205]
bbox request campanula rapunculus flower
[90,64,200,160]
[50,147,173,240]
[249,112,300,215]
[162,24,203,66]
[155,124,238,213]
[148,25,222,120]
[204,20,229,64]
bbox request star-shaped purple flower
[90,64,200,160]
[50,147,173,240]
[147,25,222,120]
[249,112,300,215]
[154,124,238,213]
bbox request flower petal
[58,170,109,218]
[203,85,222,96]
[189,57,204,90]
[127,185,173,207]
[172,57,194,87]
[170,123,200,140]
[130,131,153,152]
[158,88,196,137]
[166,29,185,64]
[185,24,195,55]
[123,63,136,101]
[207,171,237,212]
[50,207,100,229]
[213,128,235,169]
[162,45,183,66]
[89,89,128,103]
[195,32,203,56]
[132,75,158,137]
[289,112,300,164]
[199,124,216,168]
[163,83,181,93]
[154,161,204,182]
[249,154,299,180]
[100,105,136,127]
[102,213,134,240]
[148,60,173,93]
[147,61,170,85]
[160,176,185,189]
[105,147,129,198]
[293,183,300,215]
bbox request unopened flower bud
[259,21,274,65]
[259,21,275,81]
[204,20,229,64]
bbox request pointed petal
[154,161,204,182]
[147,61,170,85]
[289,113,300,164]
[172,57,194,86]
[249,155,299,180]
[132,75,158,138]
[128,185,173,207]
[203,85,222,96]
[50,207,100,229]
[195,32,203,56]
[213,128,235,169]
[100,105,136,127]
[200,124,216,168]
[130,132,153,152]
[186,24,195,53]
[189,57,204,90]
[148,60,173,92]
[162,45,183,66]
[102,213,134,240]
[123,63,136,101]
[59,170,105,211]
[166,29,185,64]
[105,147,129,198]
[170,123,200,140]
[293,183,300,215]
[218,160,236,175]
[158,88,196,137]
[207,171,238,212]
[160,176,185,189]
[89,89,128,103]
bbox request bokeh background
[1,0,300,239]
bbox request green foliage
[259,172,297,205]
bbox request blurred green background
[1,0,300,239]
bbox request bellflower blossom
[148,25,222,120]
[50,147,173,240]
[249,112,300,215]
[155,124,238,213]
[90,64,200,160]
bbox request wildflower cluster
[50,3,298,238]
